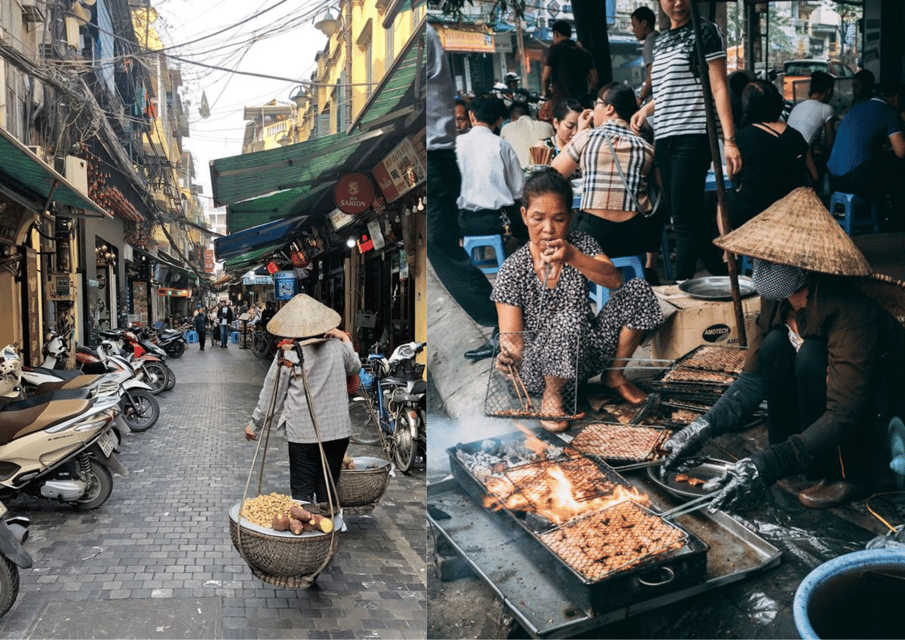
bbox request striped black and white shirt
[650,20,725,140]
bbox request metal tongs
[659,493,719,521]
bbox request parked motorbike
[352,342,425,474]
[138,326,186,359]
[0,345,126,511]
[28,339,159,433]
[0,500,31,618]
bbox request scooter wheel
[120,390,160,432]
[0,557,18,619]
[392,411,419,475]
[143,362,169,395]
[164,366,176,391]
[74,458,113,511]
[165,341,185,359]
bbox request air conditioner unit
[64,156,88,196]
[26,146,48,164]
[21,0,46,23]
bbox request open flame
[512,421,550,459]
[483,462,650,526]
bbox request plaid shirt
[566,120,654,214]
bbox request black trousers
[758,328,875,483]
[287,438,349,504]
[426,150,497,328]
[197,330,206,350]
[571,211,649,258]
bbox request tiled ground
[0,342,426,639]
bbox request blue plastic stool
[590,255,646,310]
[184,330,198,344]
[231,331,240,344]
[829,192,879,235]
[463,235,506,274]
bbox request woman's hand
[577,109,594,132]
[538,239,572,285]
[245,424,258,441]
[724,142,742,178]
[630,105,651,134]
[324,328,352,343]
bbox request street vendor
[244,294,360,505]
[660,187,905,510]
[492,170,664,433]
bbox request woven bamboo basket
[338,457,392,510]
[228,501,340,579]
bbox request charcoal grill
[650,345,745,403]
[447,432,709,613]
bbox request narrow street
[0,344,426,640]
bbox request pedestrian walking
[193,305,209,351]
[244,294,360,505]
[217,299,234,348]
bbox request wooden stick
[507,364,528,409]
[512,368,534,411]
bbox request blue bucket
[793,548,905,639]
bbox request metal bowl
[646,458,733,500]
[679,276,756,301]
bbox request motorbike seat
[0,399,93,447]
[411,380,426,395]
[33,375,102,396]
[25,367,83,381]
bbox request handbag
[601,128,660,218]
[212,325,220,341]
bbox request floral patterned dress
[491,231,663,393]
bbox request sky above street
[150,0,332,212]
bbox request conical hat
[266,294,341,339]
[852,273,905,327]
[713,187,872,276]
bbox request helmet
[504,72,519,84]
[0,346,22,400]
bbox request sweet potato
[271,512,290,531]
[288,518,305,535]
[310,514,333,533]
[289,505,313,521]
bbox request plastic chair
[231,331,240,344]
[184,330,198,344]
[589,255,646,310]
[739,256,753,275]
[463,235,506,274]
[829,192,879,235]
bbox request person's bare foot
[540,419,569,432]
[603,373,648,405]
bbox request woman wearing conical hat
[659,188,905,510]
[244,294,360,505]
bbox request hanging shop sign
[273,271,297,301]
[265,261,279,275]
[157,288,192,297]
[329,207,356,231]
[204,249,215,273]
[367,220,386,252]
[437,26,494,53]
[357,233,374,253]
[372,138,426,203]
[242,275,273,286]
[334,173,376,215]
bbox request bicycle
[348,358,384,447]
[251,328,276,360]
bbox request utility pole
[515,13,528,87]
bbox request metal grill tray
[569,422,673,464]
[447,434,709,614]
[428,475,781,638]
[650,345,747,393]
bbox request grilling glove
[659,417,712,481]
[704,437,810,512]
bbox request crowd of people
[190,299,276,350]
[427,0,905,510]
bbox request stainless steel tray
[679,276,756,300]
[428,474,781,639]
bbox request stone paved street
[0,341,426,639]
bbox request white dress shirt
[456,125,524,211]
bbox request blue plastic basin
[793,548,905,639]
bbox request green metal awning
[209,127,390,209]
[225,183,332,234]
[0,126,110,218]
[223,242,285,273]
[348,17,425,135]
